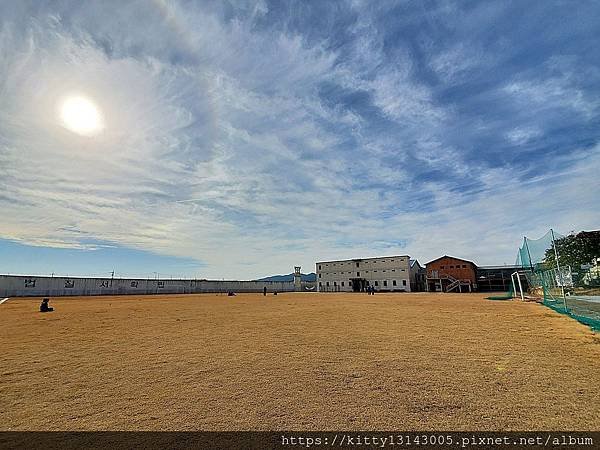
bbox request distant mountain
[256,273,316,282]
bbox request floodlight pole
[551,228,568,311]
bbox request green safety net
[515,229,564,270]
[487,231,560,300]
[489,229,600,331]
[539,261,600,332]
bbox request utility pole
[551,228,567,311]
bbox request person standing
[263,286,267,296]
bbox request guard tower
[294,266,302,291]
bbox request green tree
[543,231,600,270]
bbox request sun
[59,95,104,136]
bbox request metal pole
[516,272,524,301]
[551,228,568,311]
[524,237,534,272]
[511,272,518,299]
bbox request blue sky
[0,0,599,279]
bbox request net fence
[491,229,600,331]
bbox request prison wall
[0,275,307,298]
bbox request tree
[543,230,600,271]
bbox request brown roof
[424,255,477,267]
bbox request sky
[0,0,599,279]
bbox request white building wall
[315,256,411,292]
[0,275,316,297]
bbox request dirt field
[1,292,599,431]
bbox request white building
[316,256,411,292]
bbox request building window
[392,269,395,272]
[402,280,407,286]
[440,265,445,269]
[393,280,397,286]
[319,274,322,278]
[450,265,454,268]
[334,282,337,286]
[326,281,329,286]
[356,262,360,268]
[462,264,467,268]
[357,272,360,276]
[319,282,322,287]
[318,265,321,270]
[341,282,344,287]
[375,281,379,286]
[383,280,387,287]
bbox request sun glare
[59,96,104,136]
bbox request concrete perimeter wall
[0,275,316,298]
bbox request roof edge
[424,255,477,266]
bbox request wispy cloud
[1,0,599,278]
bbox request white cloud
[505,126,542,145]
[430,43,488,83]
[0,1,599,279]
[503,77,597,119]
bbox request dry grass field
[1,292,599,431]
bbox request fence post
[550,228,568,311]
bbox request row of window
[319,269,406,278]
[319,280,407,287]
[318,259,406,270]
[440,264,468,269]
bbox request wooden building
[425,255,477,292]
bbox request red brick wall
[426,257,476,283]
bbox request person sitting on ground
[40,298,54,312]
[227,291,236,296]
[273,291,278,296]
